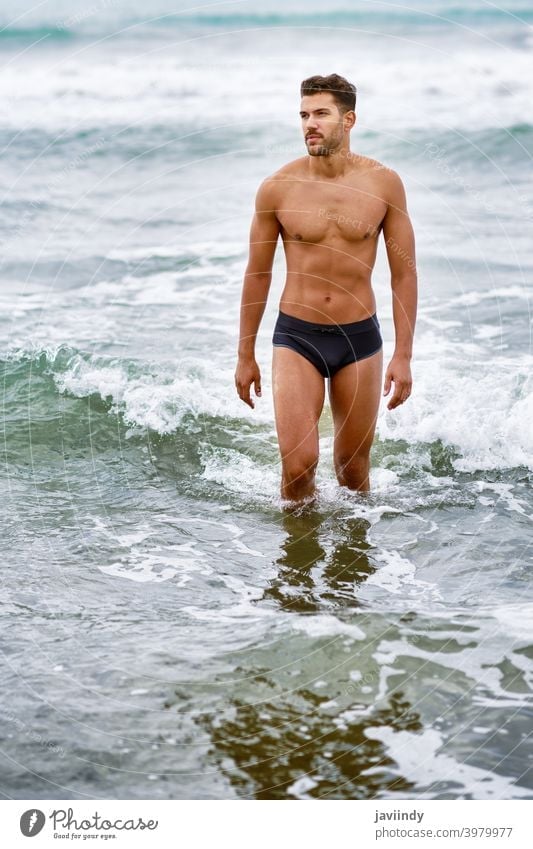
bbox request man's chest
[276,180,387,244]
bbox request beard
[306,133,342,156]
[308,143,329,156]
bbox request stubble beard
[308,144,329,157]
[306,132,342,157]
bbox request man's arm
[381,170,418,410]
[235,178,280,409]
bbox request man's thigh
[272,346,325,461]
[328,349,383,461]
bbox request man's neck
[307,145,358,180]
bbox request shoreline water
[0,0,531,800]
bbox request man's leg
[272,346,325,504]
[328,348,383,492]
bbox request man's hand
[235,357,262,409]
[383,355,412,410]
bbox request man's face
[300,92,348,156]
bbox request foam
[367,610,533,710]
[93,514,262,585]
[472,481,531,517]
[106,241,244,263]
[491,602,533,642]
[6,300,532,476]
[99,549,203,584]
[52,352,274,432]
[363,726,531,799]
[453,285,532,306]
[363,548,443,603]
[286,774,322,799]
[2,30,533,134]
[200,446,280,504]
[289,614,366,641]
[377,346,533,472]
[182,577,369,640]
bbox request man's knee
[282,452,319,486]
[335,451,370,488]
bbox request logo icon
[20,809,45,837]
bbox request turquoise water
[0,0,532,799]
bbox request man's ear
[344,110,356,131]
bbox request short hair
[300,74,356,113]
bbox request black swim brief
[272,309,383,379]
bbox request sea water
[0,0,532,799]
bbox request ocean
[0,0,532,799]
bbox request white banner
[2,799,532,848]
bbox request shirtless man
[235,74,417,506]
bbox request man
[234,74,417,506]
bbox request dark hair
[300,74,356,113]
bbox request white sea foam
[106,241,244,263]
[2,32,533,134]
[491,602,533,643]
[289,614,366,641]
[370,609,533,709]
[286,774,322,799]
[453,285,532,306]
[8,299,532,478]
[53,353,271,431]
[200,445,280,503]
[377,343,533,472]
[472,481,531,517]
[183,596,369,646]
[94,514,271,585]
[99,549,203,583]
[363,726,531,799]
[363,548,443,604]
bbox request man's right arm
[235,178,280,408]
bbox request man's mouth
[306,135,322,141]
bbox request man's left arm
[381,170,418,410]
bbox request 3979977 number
[461,827,513,838]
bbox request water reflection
[261,510,377,613]
[203,684,422,799]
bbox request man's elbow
[244,269,273,286]
[390,270,417,287]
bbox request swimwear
[272,309,382,379]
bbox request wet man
[235,74,417,506]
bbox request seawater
[0,0,532,799]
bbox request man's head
[300,73,357,156]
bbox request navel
[294,233,303,240]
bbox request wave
[2,345,223,436]
[408,123,533,167]
[2,4,532,41]
[3,342,532,477]
[151,6,533,29]
[0,24,73,41]
[2,121,532,172]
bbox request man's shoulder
[256,159,307,207]
[352,156,405,203]
[262,157,307,184]
[352,154,398,179]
